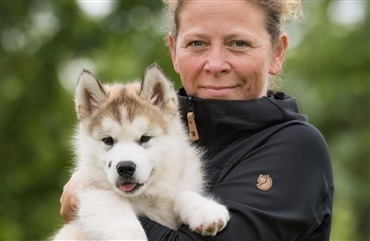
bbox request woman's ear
[269,33,288,75]
[168,33,180,74]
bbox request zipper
[186,96,199,141]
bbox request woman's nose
[204,46,231,76]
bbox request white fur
[52,64,229,240]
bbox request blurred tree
[0,0,368,240]
[284,1,369,240]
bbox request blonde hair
[162,0,302,44]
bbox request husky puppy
[53,64,230,240]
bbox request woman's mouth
[200,86,237,98]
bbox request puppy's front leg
[78,188,147,241]
[175,191,230,236]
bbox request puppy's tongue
[119,183,136,192]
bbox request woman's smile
[200,85,239,98]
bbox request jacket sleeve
[140,123,334,241]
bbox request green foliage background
[1,1,369,240]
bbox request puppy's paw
[176,191,230,236]
[187,201,230,236]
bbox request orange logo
[256,174,273,191]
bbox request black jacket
[140,89,334,241]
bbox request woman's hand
[60,171,81,222]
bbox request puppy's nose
[116,161,136,177]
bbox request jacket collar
[177,88,307,148]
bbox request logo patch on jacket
[256,174,273,191]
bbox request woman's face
[168,0,288,100]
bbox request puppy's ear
[140,63,178,112]
[75,69,107,120]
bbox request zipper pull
[187,112,199,141]
[187,97,199,141]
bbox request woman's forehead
[176,1,267,36]
[178,1,264,24]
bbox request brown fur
[86,83,169,136]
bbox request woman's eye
[102,137,114,146]
[234,41,248,47]
[189,41,203,47]
[139,134,152,145]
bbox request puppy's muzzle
[116,161,136,178]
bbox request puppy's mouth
[117,182,143,193]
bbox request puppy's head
[75,64,178,197]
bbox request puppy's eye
[102,137,114,146]
[139,134,151,145]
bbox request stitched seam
[264,97,289,121]
[288,187,334,241]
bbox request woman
[60,0,334,240]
